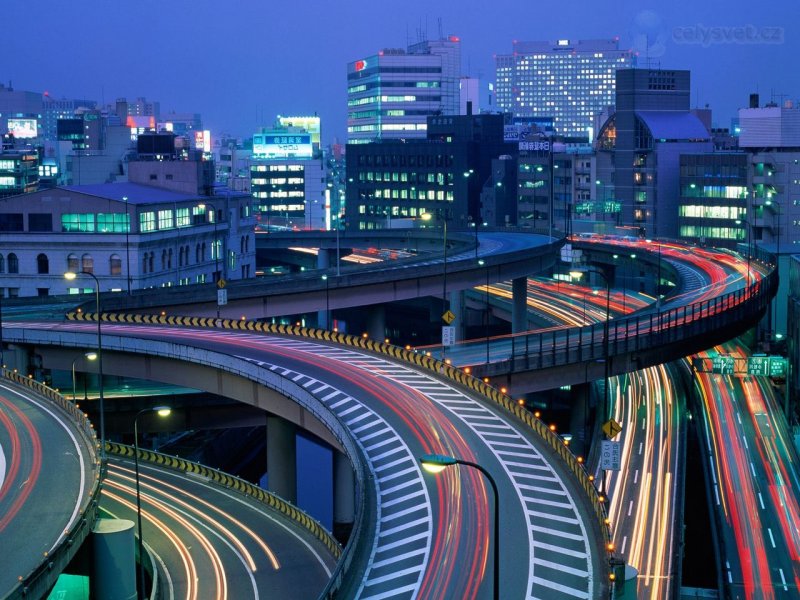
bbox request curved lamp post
[64,270,105,461]
[420,454,500,600]
[71,351,97,403]
[570,266,611,497]
[134,405,171,599]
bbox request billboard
[194,129,211,153]
[253,133,313,159]
[8,118,38,138]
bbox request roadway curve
[101,451,338,600]
[8,322,609,600]
[0,377,98,597]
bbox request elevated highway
[5,321,611,599]
[0,371,99,600]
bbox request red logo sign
[355,60,367,71]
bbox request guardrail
[464,257,778,376]
[1,369,101,600]
[105,442,342,560]
[66,311,613,570]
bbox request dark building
[597,69,712,237]
[345,113,517,230]
[0,146,38,198]
[677,153,749,248]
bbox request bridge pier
[267,415,297,503]
[316,249,333,270]
[569,383,592,459]
[333,451,355,542]
[511,276,528,334]
[367,305,386,341]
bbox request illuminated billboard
[194,129,212,153]
[253,133,313,159]
[8,118,38,138]
[277,116,321,146]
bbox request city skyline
[3,0,798,143]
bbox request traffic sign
[769,357,787,378]
[217,278,227,289]
[601,419,623,439]
[217,289,228,306]
[442,326,455,347]
[747,355,770,377]
[711,355,735,375]
[600,440,621,471]
[442,310,456,325]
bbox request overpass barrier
[472,259,777,377]
[105,442,342,560]
[66,311,612,559]
[1,369,101,600]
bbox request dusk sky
[4,0,797,143]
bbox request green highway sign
[711,355,735,375]
[747,355,770,377]
[769,357,787,378]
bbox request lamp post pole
[335,214,341,276]
[200,203,220,317]
[420,454,500,600]
[479,259,490,363]
[123,195,131,295]
[322,274,329,329]
[134,406,171,600]
[71,352,97,404]
[735,219,753,293]
[65,270,105,461]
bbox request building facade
[347,37,461,144]
[0,158,255,298]
[495,39,633,139]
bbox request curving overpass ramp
[6,321,611,599]
[0,372,99,600]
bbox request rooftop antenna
[438,17,443,40]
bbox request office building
[345,113,517,230]
[495,39,633,139]
[347,36,461,144]
[250,118,326,230]
[596,68,712,237]
[0,146,38,198]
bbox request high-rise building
[347,36,461,144]
[495,39,633,139]
[250,118,326,230]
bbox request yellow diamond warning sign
[442,310,456,325]
[601,419,623,439]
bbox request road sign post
[442,326,455,347]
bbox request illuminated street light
[64,270,105,461]
[420,454,500,600]
[134,406,172,600]
[71,351,97,403]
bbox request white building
[495,39,633,139]
[0,159,255,298]
[347,37,461,143]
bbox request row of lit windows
[680,226,746,240]
[347,95,429,107]
[348,81,441,94]
[359,171,452,184]
[253,191,304,199]
[348,123,428,133]
[61,213,131,233]
[679,205,747,219]
[682,185,748,199]
[358,188,454,201]
[0,160,18,170]
[357,205,430,217]
[251,177,304,185]
[139,207,205,233]
[251,165,304,172]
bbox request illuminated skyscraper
[347,36,461,144]
[495,39,632,139]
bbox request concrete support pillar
[92,519,136,600]
[569,383,592,459]
[367,305,386,342]
[333,451,355,543]
[449,290,465,341]
[511,276,528,334]
[267,415,297,503]
[316,249,331,269]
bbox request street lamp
[134,405,171,600]
[64,270,105,461]
[735,219,753,291]
[199,203,221,317]
[420,454,500,600]
[333,213,342,276]
[421,212,449,360]
[123,195,131,295]
[321,274,330,329]
[71,351,97,403]
[479,259,490,363]
[570,266,611,495]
